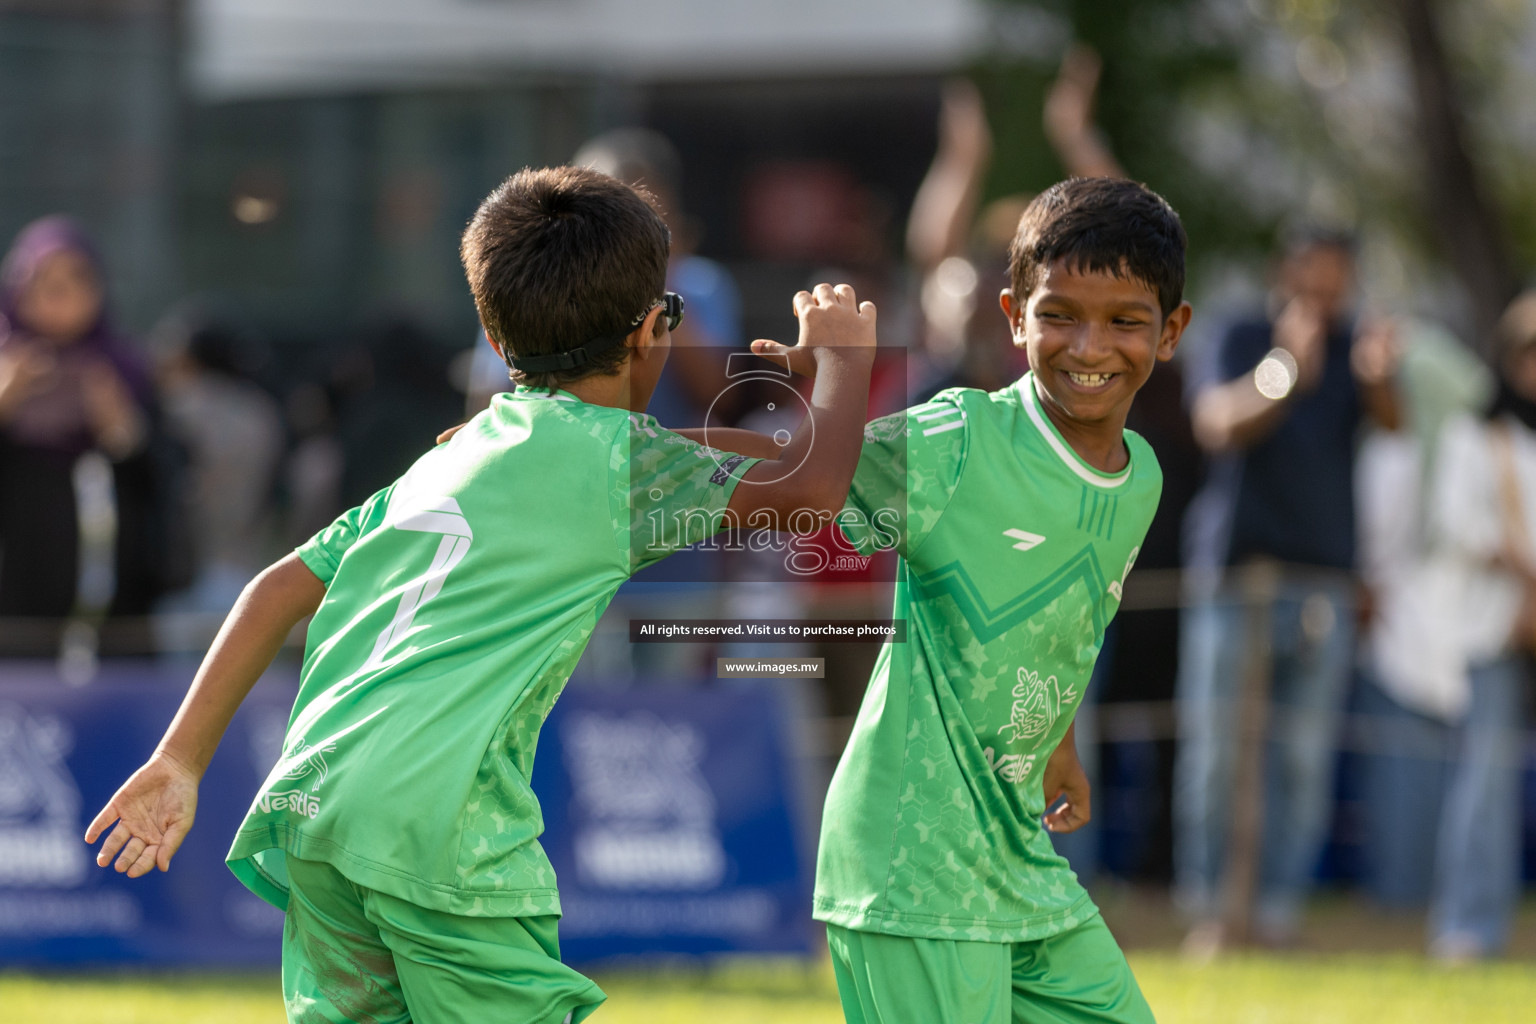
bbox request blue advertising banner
[0,664,812,967]
[531,682,813,963]
[0,662,296,968]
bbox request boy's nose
[1069,322,1113,361]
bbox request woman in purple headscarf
[0,216,165,637]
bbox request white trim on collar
[1017,375,1132,489]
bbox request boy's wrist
[809,345,875,368]
[152,745,207,783]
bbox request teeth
[1066,371,1114,386]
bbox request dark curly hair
[460,166,670,390]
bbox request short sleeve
[837,395,967,560]
[295,485,393,585]
[617,413,761,572]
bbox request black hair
[460,165,670,389]
[1008,177,1187,317]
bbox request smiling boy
[812,177,1190,1023]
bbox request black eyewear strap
[505,292,684,374]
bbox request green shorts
[281,854,605,1024]
[825,916,1154,1024]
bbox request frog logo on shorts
[1003,666,1079,746]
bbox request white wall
[190,0,992,100]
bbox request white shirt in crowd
[1359,413,1534,722]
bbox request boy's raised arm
[84,553,325,877]
[724,283,876,527]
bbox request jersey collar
[1016,373,1132,490]
[511,384,581,403]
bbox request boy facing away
[84,166,877,1024]
[728,176,1191,1022]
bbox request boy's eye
[1038,312,1071,323]
[1113,318,1147,328]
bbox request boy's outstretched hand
[85,752,199,877]
[749,282,877,378]
[1042,724,1091,834]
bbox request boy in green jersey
[84,166,877,1024]
[734,176,1192,1022]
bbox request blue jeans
[1357,675,1448,907]
[1429,657,1526,955]
[1173,578,1355,932]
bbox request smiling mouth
[1063,370,1117,388]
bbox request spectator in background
[1176,227,1400,948]
[151,305,285,627]
[1404,293,1536,961]
[0,216,173,654]
[1354,319,1490,913]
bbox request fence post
[1219,560,1279,946]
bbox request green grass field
[5,952,1535,1024]
[7,895,1533,1022]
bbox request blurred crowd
[0,48,1530,960]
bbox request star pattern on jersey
[838,577,1106,942]
[451,634,586,914]
[815,385,1158,944]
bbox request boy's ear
[627,305,667,359]
[1157,302,1194,362]
[999,289,1025,335]
[483,327,509,363]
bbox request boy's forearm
[1190,374,1292,453]
[807,351,874,502]
[737,350,870,520]
[672,427,786,461]
[156,554,325,778]
[1056,719,1077,755]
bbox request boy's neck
[551,372,644,413]
[1029,376,1131,474]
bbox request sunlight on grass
[4,953,1534,1024]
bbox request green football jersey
[228,385,758,917]
[814,373,1162,942]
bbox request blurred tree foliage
[975,0,1268,290]
[975,0,1533,342]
